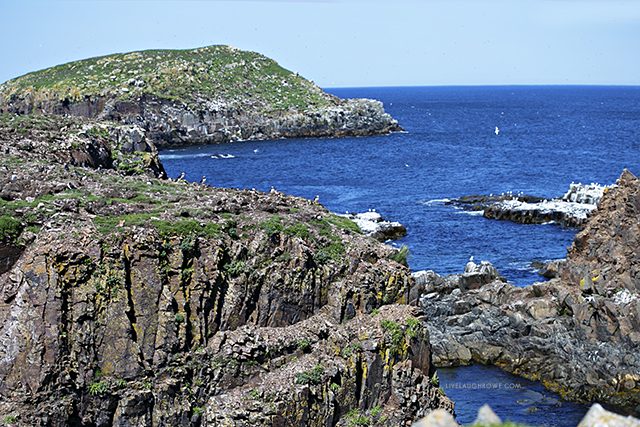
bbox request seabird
[495,126,500,135]
[313,195,320,203]
[200,176,206,185]
[254,149,259,153]
[177,172,186,180]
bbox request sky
[0,0,639,87]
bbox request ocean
[159,85,640,425]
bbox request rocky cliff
[0,114,451,426]
[0,46,402,149]
[413,170,640,414]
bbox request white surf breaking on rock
[491,183,609,220]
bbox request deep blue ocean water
[160,86,640,426]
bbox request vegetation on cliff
[0,46,403,147]
[0,45,331,114]
[0,114,450,426]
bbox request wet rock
[451,181,610,229]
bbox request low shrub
[295,365,323,385]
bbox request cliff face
[0,46,403,148]
[562,169,640,294]
[0,115,451,426]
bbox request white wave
[159,154,190,160]
[454,210,484,216]
[422,198,451,206]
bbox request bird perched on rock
[177,172,186,180]
[200,176,206,185]
[313,195,320,203]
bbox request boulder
[459,260,503,291]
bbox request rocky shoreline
[410,170,640,415]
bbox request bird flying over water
[495,126,500,135]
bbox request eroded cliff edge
[0,46,402,148]
[0,115,451,426]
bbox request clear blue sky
[1,0,638,87]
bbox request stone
[459,260,502,291]
[472,404,502,425]
[413,409,459,427]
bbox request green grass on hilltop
[0,45,334,114]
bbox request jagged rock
[451,181,611,229]
[561,183,606,205]
[536,259,565,279]
[482,198,593,228]
[459,260,504,291]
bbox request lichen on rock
[0,114,450,426]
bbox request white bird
[470,256,474,261]
[495,126,500,135]
[254,149,259,153]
